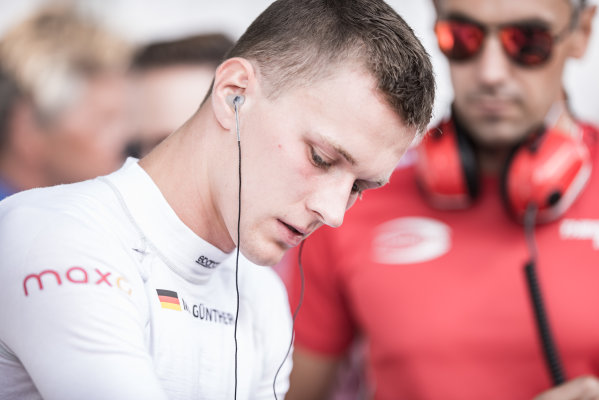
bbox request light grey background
[0,0,597,125]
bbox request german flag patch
[156,289,181,311]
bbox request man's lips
[469,95,516,114]
[278,219,309,247]
[478,101,508,112]
[281,220,307,236]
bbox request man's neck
[476,145,512,175]
[138,107,236,254]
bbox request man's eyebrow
[317,132,389,187]
[319,134,357,166]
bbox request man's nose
[475,35,511,87]
[306,179,354,228]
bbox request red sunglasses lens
[435,20,484,60]
[500,26,553,66]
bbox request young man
[0,0,435,399]
[0,5,133,200]
[128,33,234,158]
[285,0,599,399]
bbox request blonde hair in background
[0,2,131,122]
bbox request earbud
[226,94,245,109]
[227,94,245,142]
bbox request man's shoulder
[0,179,145,308]
[0,178,133,267]
[1,177,123,227]
[1,178,116,218]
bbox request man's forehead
[434,0,575,8]
[435,0,573,21]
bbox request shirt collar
[106,158,232,283]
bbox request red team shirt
[285,123,599,400]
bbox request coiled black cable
[523,204,566,386]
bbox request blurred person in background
[0,3,132,201]
[285,0,599,399]
[127,33,234,158]
[0,67,21,200]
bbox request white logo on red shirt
[372,217,451,264]
[559,219,599,249]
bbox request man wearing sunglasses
[285,0,599,399]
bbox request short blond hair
[0,3,131,121]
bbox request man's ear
[569,5,596,59]
[212,57,257,130]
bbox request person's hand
[534,376,599,400]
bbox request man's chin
[240,243,286,267]
[467,120,530,149]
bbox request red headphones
[415,118,592,223]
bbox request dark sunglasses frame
[434,15,575,67]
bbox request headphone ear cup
[502,128,592,223]
[416,119,479,209]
